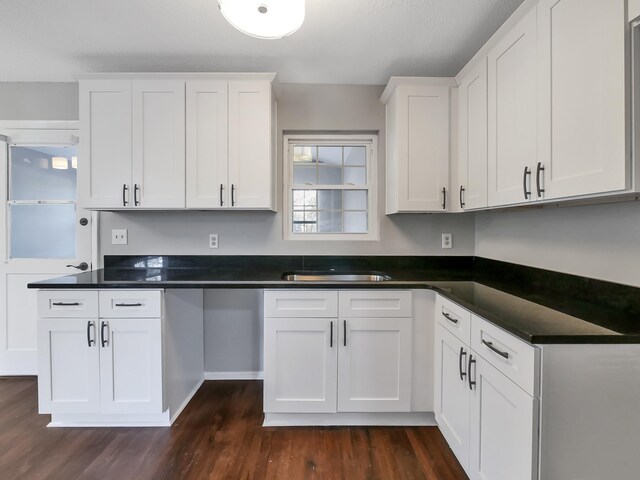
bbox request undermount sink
[282,271,392,282]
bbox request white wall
[475,200,640,287]
[0,83,78,120]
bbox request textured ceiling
[0,0,525,84]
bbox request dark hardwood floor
[0,377,467,480]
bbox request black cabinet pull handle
[459,347,467,381]
[52,301,80,306]
[100,321,109,348]
[482,339,510,359]
[66,262,88,271]
[87,321,95,347]
[468,354,476,390]
[536,162,545,197]
[231,184,236,207]
[441,311,458,324]
[330,321,333,348]
[459,186,465,209]
[220,184,224,207]
[134,184,140,206]
[114,302,143,307]
[442,187,447,210]
[122,184,129,206]
[343,320,347,347]
[523,166,531,199]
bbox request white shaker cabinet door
[458,59,488,211]
[487,8,537,207]
[434,324,471,473]
[337,317,411,412]
[99,318,163,415]
[37,318,100,414]
[537,0,627,200]
[387,85,450,213]
[228,81,274,210]
[132,80,186,209]
[79,80,132,209]
[263,317,337,413]
[186,80,229,209]
[469,355,538,480]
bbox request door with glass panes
[0,127,92,374]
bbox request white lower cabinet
[434,295,539,480]
[263,290,413,419]
[469,355,538,480]
[36,289,205,427]
[263,317,337,413]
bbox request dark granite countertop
[28,255,640,345]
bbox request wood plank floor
[0,378,468,480]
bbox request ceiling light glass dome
[218,0,305,40]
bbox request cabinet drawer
[99,291,162,318]
[435,294,471,345]
[264,290,338,318]
[339,290,412,318]
[471,314,539,396]
[38,291,99,318]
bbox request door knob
[79,217,89,226]
[66,262,89,271]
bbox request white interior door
[0,125,93,375]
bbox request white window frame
[283,134,378,241]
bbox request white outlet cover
[442,233,452,249]
[209,234,219,249]
[112,229,128,245]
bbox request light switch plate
[112,229,128,245]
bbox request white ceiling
[1,0,524,85]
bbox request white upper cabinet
[537,0,627,200]
[382,80,451,213]
[186,80,229,208]
[79,80,132,209]
[79,73,276,211]
[457,59,488,210]
[132,80,186,208]
[487,8,538,207]
[228,81,275,209]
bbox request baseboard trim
[49,410,171,427]
[204,371,263,380]
[263,411,436,427]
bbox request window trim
[283,134,379,241]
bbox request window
[8,145,78,258]
[283,134,378,240]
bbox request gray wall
[0,83,78,120]
[475,200,640,287]
[98,83,475,258]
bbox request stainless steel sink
[282,271,392,282]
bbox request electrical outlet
[209,234,219,249]
[442,233,453,249]
[111,229,128,245]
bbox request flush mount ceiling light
[218,0,305,39]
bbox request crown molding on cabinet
[380,76,456,104]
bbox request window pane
[344,211,368,233]
[293,146,314,163]
[10,204,76,258]
[344,190,367,210]
[10,146,77,200]
[318,211,342,233]
[293,166,316,185]
[304,190,317,208]
[317,146,342,166]
[344,167,366,185]
[318,190,342,210]
[318,166,343,185]
[345,146,366,166]
[292,190,306,207]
